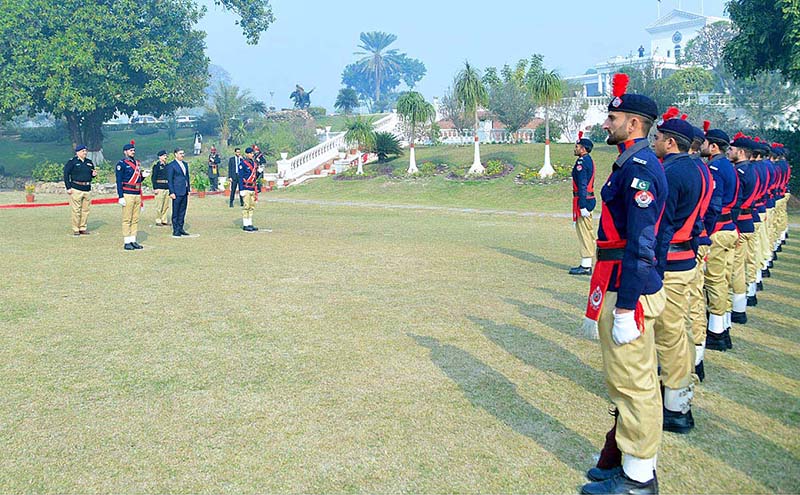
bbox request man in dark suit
[228,147,244,208]
[167,148,191,237]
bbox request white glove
[240,191,246,197]
[142,169,151,178]
[257,167,264,173]
[140,204,145,212]
[581,317,599,340]
[580,208,591,218]
[612,309,641,345]
[118,197,126,207]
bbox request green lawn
[0,189,797,493]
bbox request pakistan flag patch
[630,177,650,191]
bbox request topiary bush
[31,160,64,182]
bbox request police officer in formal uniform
[570,131,596,275]
[701,126,738,353]
[686,123,717,381]
[116,140,148,250]
[150,150,170,226]
[758,140,778,280]
[63,144,97,235]
[771,143,790,248]
[727,133,760,329]
[748,140,769,304]
[208,146,221,192]
[652,110,707,433]
[239,147,264,231]
[581,74,666,495]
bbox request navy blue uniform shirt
[655,152,704,275]
[572,153,596,211]
[734,161,758,233]
[598,138,667,310]
[707,153,737,233]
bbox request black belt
[597,247,625,261]
[72,180,90,186]
[668,241,692,253]
[573,192,595,198]
[740,208,751,214]
[716,213,731,222]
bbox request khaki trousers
[767,207,777,250]
[655,269,696,389]
[706,230,738,315]
[241,191,256,220]
[688,246,709,346]
[69,190,92,232]
[576,214,596,260]
[599,289,665,460]
[732,232,754,294]
[757,217,770,265]
[154,189,171,225]
[122,194,141,238]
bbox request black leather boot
[581,472,658,495]
[663,408,694,434]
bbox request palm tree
[344,116,376,175]
[454,61,489,175]
[396,91,435,174]
[529,68,563,177]
[208,81,254,145]
[335,88,360,115]
[354,32,403,105]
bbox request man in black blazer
[167,148,191,237]
[228,147,244,208]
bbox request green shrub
[307,106,327,118]
[372,132,402,162]
[134,125,159,135]
[19,124,68,143]
[484,159,505,176]
[417,161,438,176]
[588,123,607,143]
[518,166,539,182]
[31,160,64,182]
[534,122,563,143]
[191,171,210,191]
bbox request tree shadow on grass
[492,247,572,272]
[769,267,800,286]
[727,338,800,382]
[537,287,589,309]
[410,334,595,474]
[688,407,800,492]
[702,366,799,428]
[749,297,800,328]
[469,317,605,399]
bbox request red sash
[584,175,645,333]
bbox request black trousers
[229,177,243,206]
[172,194,188,234]
[208,174,218,191]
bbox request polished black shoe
[229,203,234,208]
[756,281,763,291]
[244,226,255,232]
[250,226,259,231]
[747,295,758,306]
[73,232,81,236]
[695,361,705,382]
[581,472,658,495]
[664,408,694,434]
[781,239,786,245]
[725,330,733,349]
[776,244,782,252]
[763,268,771,278]
[79,230,89,235]
[569,266,592,276]
[706,331,728,352]
[768,260,774,268]
[731,311,747,324]
[131,242,143,249]
[587,465,622,482]
[773,252,779,261]
[180,231,190,236]
[124,243,135,250]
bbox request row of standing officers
[569,73,792,494]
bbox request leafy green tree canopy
[0,0,274,160]
[724,0,800,84]
[334,88,359,115]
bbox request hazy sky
[198,0,729,111]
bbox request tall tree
[342,32,426,109]
[550,81,588,142]
[454,61,489,175]
[208,82,254,145]
[728,71,799,132]
[334,88,359,115]
[0,0,273,163]
[529,68,562,177]
[724,0,800,84]
[396,91,435,174]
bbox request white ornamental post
[539,139,555,178]
[407,144,418,174]
[468,135,485,175]
[277,152,290,178]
